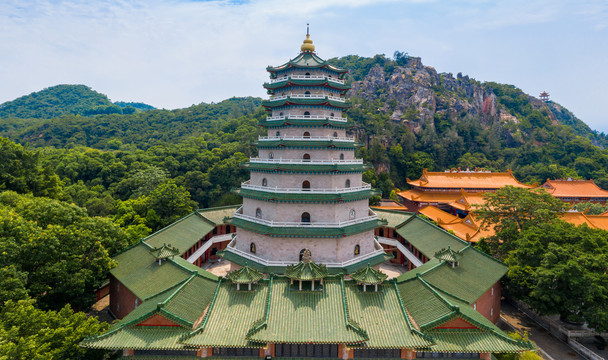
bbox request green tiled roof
[434,246,463,263]
[182,281,268,348]
[285,261,328,281]
[267,53,347,73]
[143,212,214,254]
[149,243,180,260]
[110,243,200,300]
[373,208,416,228]
[349,264,388,285]
[262,97,350,109]
[263,78,350,91]
[397,278,453,327]
[395,216,468,259]
[227,264,265,284]
[81,327,187,350]
[247,278,367,345]
[162,276,218,325]
[255,139,362,149]
[259,118,354,128]
[233,187,377,203]
[427,329,533,353]
[197,205,240,225]
[344,282,431,349]
[228,216,384,238]
[418,246,507,304]
[220,248,391,276]
[242,161,370,173]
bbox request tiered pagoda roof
[266,52,348,75]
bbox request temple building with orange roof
[398,168,535,213]
[419,206,495,242]
[540,178,608,204]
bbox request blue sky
[1,0,606,131]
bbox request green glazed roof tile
[349,264,387,285]
[143,212,214,254]
[285,261,328,281]
[395,216,468,259]
[182,281,268,348]
[197,205,240,225]
[267,53,347,73]
[427,329,534,353]
[262,97,350,109]
[263,78,350,91]
[373,208,416,228]
[81,327,187,350]
[254,139,361,149]
[258,118,354,128]
[247,278,367,345]
[227,265,265,284]
[434,246,463,263]
[233,187,378,203]
[149,244,180,260]
[344,282,431,349]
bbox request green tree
[0,300,108,360]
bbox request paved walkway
[499,301,586,360]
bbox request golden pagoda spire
[300,23,315,53]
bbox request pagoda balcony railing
[269,94,346,103]
[232,206,378,228]
[258,135,355,142]
[266,114,347,122]
[269,74,346,85]
[240,180,371,194]
[249,157,363,165]
[224,237,384,268]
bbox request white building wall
[249,172,363,189]
[242,198,370,223]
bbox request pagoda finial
[301,24,315,53]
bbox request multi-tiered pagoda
[222,29,387,273]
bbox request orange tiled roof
[448,191,489,211]
[398,189,462,204]
[418,206,494,242]
[407,169,535,189]
[586,215,608,231]
[560,212,594,227]
[541,179,608,198]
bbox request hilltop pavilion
[81,31,533,359]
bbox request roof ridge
[340,277,369,340]
[392,280,430,341]
[141,212,199,245]
[416,276,457,311]
[161,274,196,306]
[142,278,190,301]
[246,275,274,339]
[185,278,223,337]
[411,214,471,247]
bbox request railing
[224,237,385,268]
[232,206,378,228]
[258,136,354,142]
[376,236,423,267]
[240,180,371,194]
[265,114,347,122]
[268,94,346,103]
[269,74,345,85]
[249,157,363,165]
[186,233,233,263]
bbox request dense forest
[1,53,608,358]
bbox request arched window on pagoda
[345,179,351,188]
[340,153,345,160]
[350,209,356,219]
[305,72,310,77]
[330,112,335,117]
[304,91,310,97]
[303,131,310,138]
[333,131,338,138]
[354,244,360,255]
[262,178,267,187]
[269,152,274,159]
[276,131,280,137]
[303,153,311,162]
[304,111,310,117]
[279,112,284,116]
[299,248,310,261]
[302,180,310,191]
[301,212,311,224]
[250,242,256,254]
[255,208,262,218]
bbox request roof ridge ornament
[300,23,315,53]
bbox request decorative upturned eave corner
[285,249,328,291]
[434,246,463,268]
[227,263,264,291]
[350,263,388,292]
[150,243,180,264]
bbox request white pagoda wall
[249,172,363,189]
[242,198,370,223]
